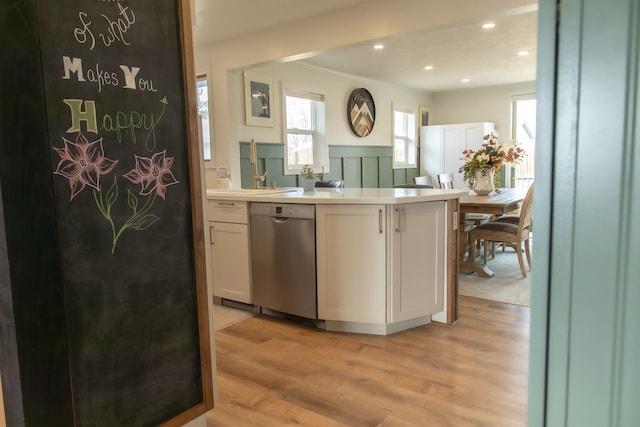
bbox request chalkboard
[32,0,211,425]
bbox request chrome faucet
[249,139,268,188]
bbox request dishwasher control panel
[250,202,315,219]
[274,205,293,217]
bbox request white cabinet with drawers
[208,200,252,304]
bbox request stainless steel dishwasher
[250,203,317,319]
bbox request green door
[530,0,640,425]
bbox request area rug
[458,246,531,307]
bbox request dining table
[458,187,528,277]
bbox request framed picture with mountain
[347,88,375,137]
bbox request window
[283,87,326,175]
[510,95,536,188]
[393,105,417,168]
[196,74,212,161]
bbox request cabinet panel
[316,205,386,323]
[390,202,445,322]
[208,200,248,223]
[421,122,494,188]
[442,128,463,185]
[210,222,251,303]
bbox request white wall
[194,0,537,187]
[206,69,535,188]
[201,62,432,188]
[432,82,536,138]
[235,62,432,148]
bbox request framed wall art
[419,105,431,127]
[244,70,275,127]
[347,88,376,137]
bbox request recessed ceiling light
[482,22,496,29]
[373,44,384,50]
[517,51,529,56]
[462,78,470,83]
[424,65,434,70]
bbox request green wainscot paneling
[239,142,419,188]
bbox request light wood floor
[207,296,529,427]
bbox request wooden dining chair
[437,173,455,189]
[490,183,533,254]
[414,175,433,186]
[438,172,492,225]
[394,184,434,188]
[469,184,534,277]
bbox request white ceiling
[193,0,538,92]
[193,0,372,43]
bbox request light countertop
[206,187,468,205]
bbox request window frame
[196,72,212,162]
[282,85,327,176]
[392,103,417,169]
[509,92,536,188]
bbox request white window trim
[282,84,327,175]
[196,75,212,162]
[196,64,214,166]
[508,93,537,188]
[392,103,417,169]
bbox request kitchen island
[206,187,467,334]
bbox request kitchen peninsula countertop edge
[206,188,469,205]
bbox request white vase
[473,169,495,196]
[301,177,316,191]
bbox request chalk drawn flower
[123,150,178,199]
[53,132,118,200]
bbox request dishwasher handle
[270,216,290,224]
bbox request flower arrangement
[460,131,525,191]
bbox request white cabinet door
[442,127,465,187]
[316,205,386,323]
[421,122,494,188]
[390,202,445,322]
[209,221,252,304]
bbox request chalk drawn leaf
[129,214,160,231]
[127,188,139,212]
[53,132,118,200]
[106,176,118,209]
